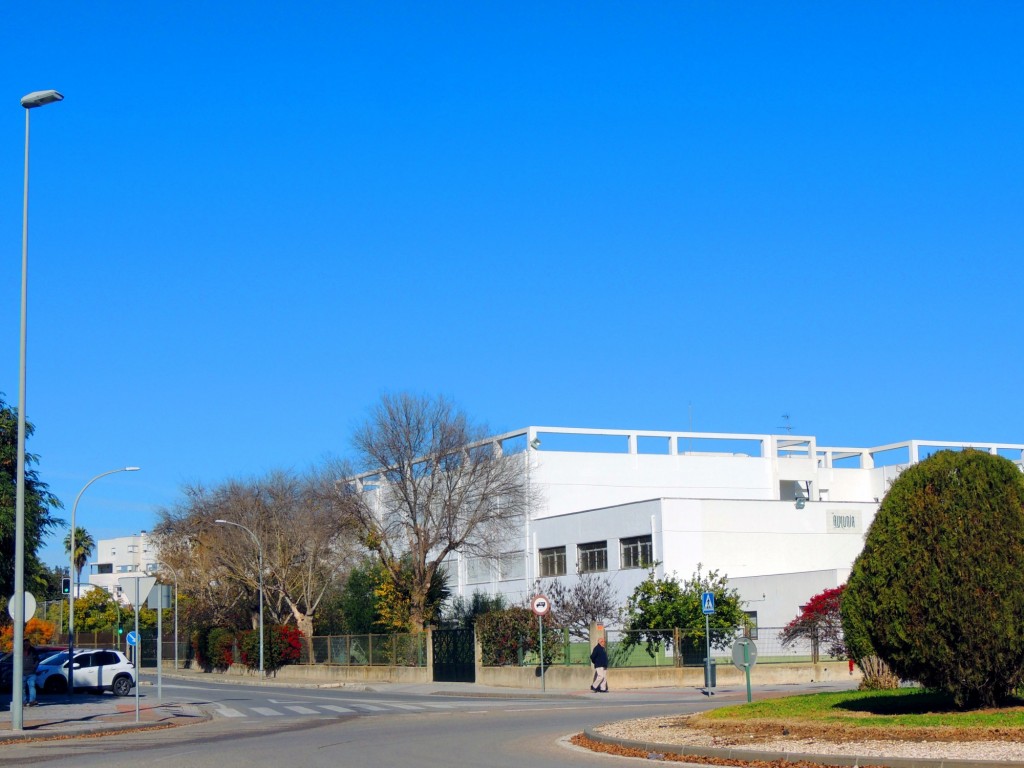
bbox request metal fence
[485,627,837,668]
[300,634,427,667]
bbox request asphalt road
[0,676,751,767]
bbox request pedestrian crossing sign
[701,592,716,615]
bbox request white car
[36,649,136,697]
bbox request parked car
[35,648,136,696]
[0,646,67,692]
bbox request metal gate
[432,629,475,683]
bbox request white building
[433,427,1024,630]
[88,531,159,603]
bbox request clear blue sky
[3,3,1023,568]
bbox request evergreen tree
[843,449,1024,708]
[0,394,63,600]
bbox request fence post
[673,628,680,668]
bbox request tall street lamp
[11,88,63,732]
[67,466,140,697]
[215,519,263,676]
[158,562,179,670]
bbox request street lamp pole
[214,519,263,676]
[12,88,63,732]
[67,467,140,698]
[159,562,179,670]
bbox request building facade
[432,427,1024,629]
[88,531,159,602]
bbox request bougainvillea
[780,585,847,662]
[239,624,304,672]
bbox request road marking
[251,707,284,716]
[285,705,320,714]
[347,704,387,711]
[320,705,356,714]
[213,706,246,717]
[382,703,423,710]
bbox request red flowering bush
[780,585,846,662]
[239,625,303,672]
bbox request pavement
[0,667,602,742]
[0,667,854,747]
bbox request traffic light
[118,625,123,636]
[61,577,71,595]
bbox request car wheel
[112,675,133,697]
[43,676,67,694]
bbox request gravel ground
[594,715,1024,763]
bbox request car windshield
[39,652,69,666]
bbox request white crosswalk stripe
[209,699,487,720]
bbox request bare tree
[340,393,532,630]
[154,470,359,647]
[541,574,621,640]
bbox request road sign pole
[704,613,711,696]
[539,614,545,693]
[133,579,140,723]
[744,642,752,703]
[157,584,163,700]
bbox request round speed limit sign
[531,594,551,616]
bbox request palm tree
[64,527,96,585]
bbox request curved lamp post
[68,467,140,698]
[12,88,63,732]
[158,562,179,670]
[215,519,264,676]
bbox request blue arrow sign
[126,631,140,647]
[701,592,716,615]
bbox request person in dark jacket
[589,636,609,692]
[23,640,39,706]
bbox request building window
[498,552,525,581]
[127,545,138,553]
[539,546,566,577]
[466,557,492,584]
[620,535,653,569]
[92,563,113,575]
[577,541,608,574]
[743,611,759,640]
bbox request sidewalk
[0,694,209,742]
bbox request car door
[93,651,121,688]
[73,652,99,688]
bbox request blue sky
[3,3,1023,568]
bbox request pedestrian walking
[590,635,609,692]
[23,639,40,707]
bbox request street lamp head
[20,90,63,109]
[124,466,141,472]
[214,519,228,524]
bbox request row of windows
[539,535,653,577]
[452,535,653,584]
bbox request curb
[580,727,1014,768]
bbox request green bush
[239,625,303,672]
[843,449,1024,708]
[477,607,564,666]
[205,627,236,671]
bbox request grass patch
[700,688,1024,730]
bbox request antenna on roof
[779,414,793,433]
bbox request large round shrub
[842,449,1024,707]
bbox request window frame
[538,546,567,577]
[577,541,608,574]
[619,534,653,570]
